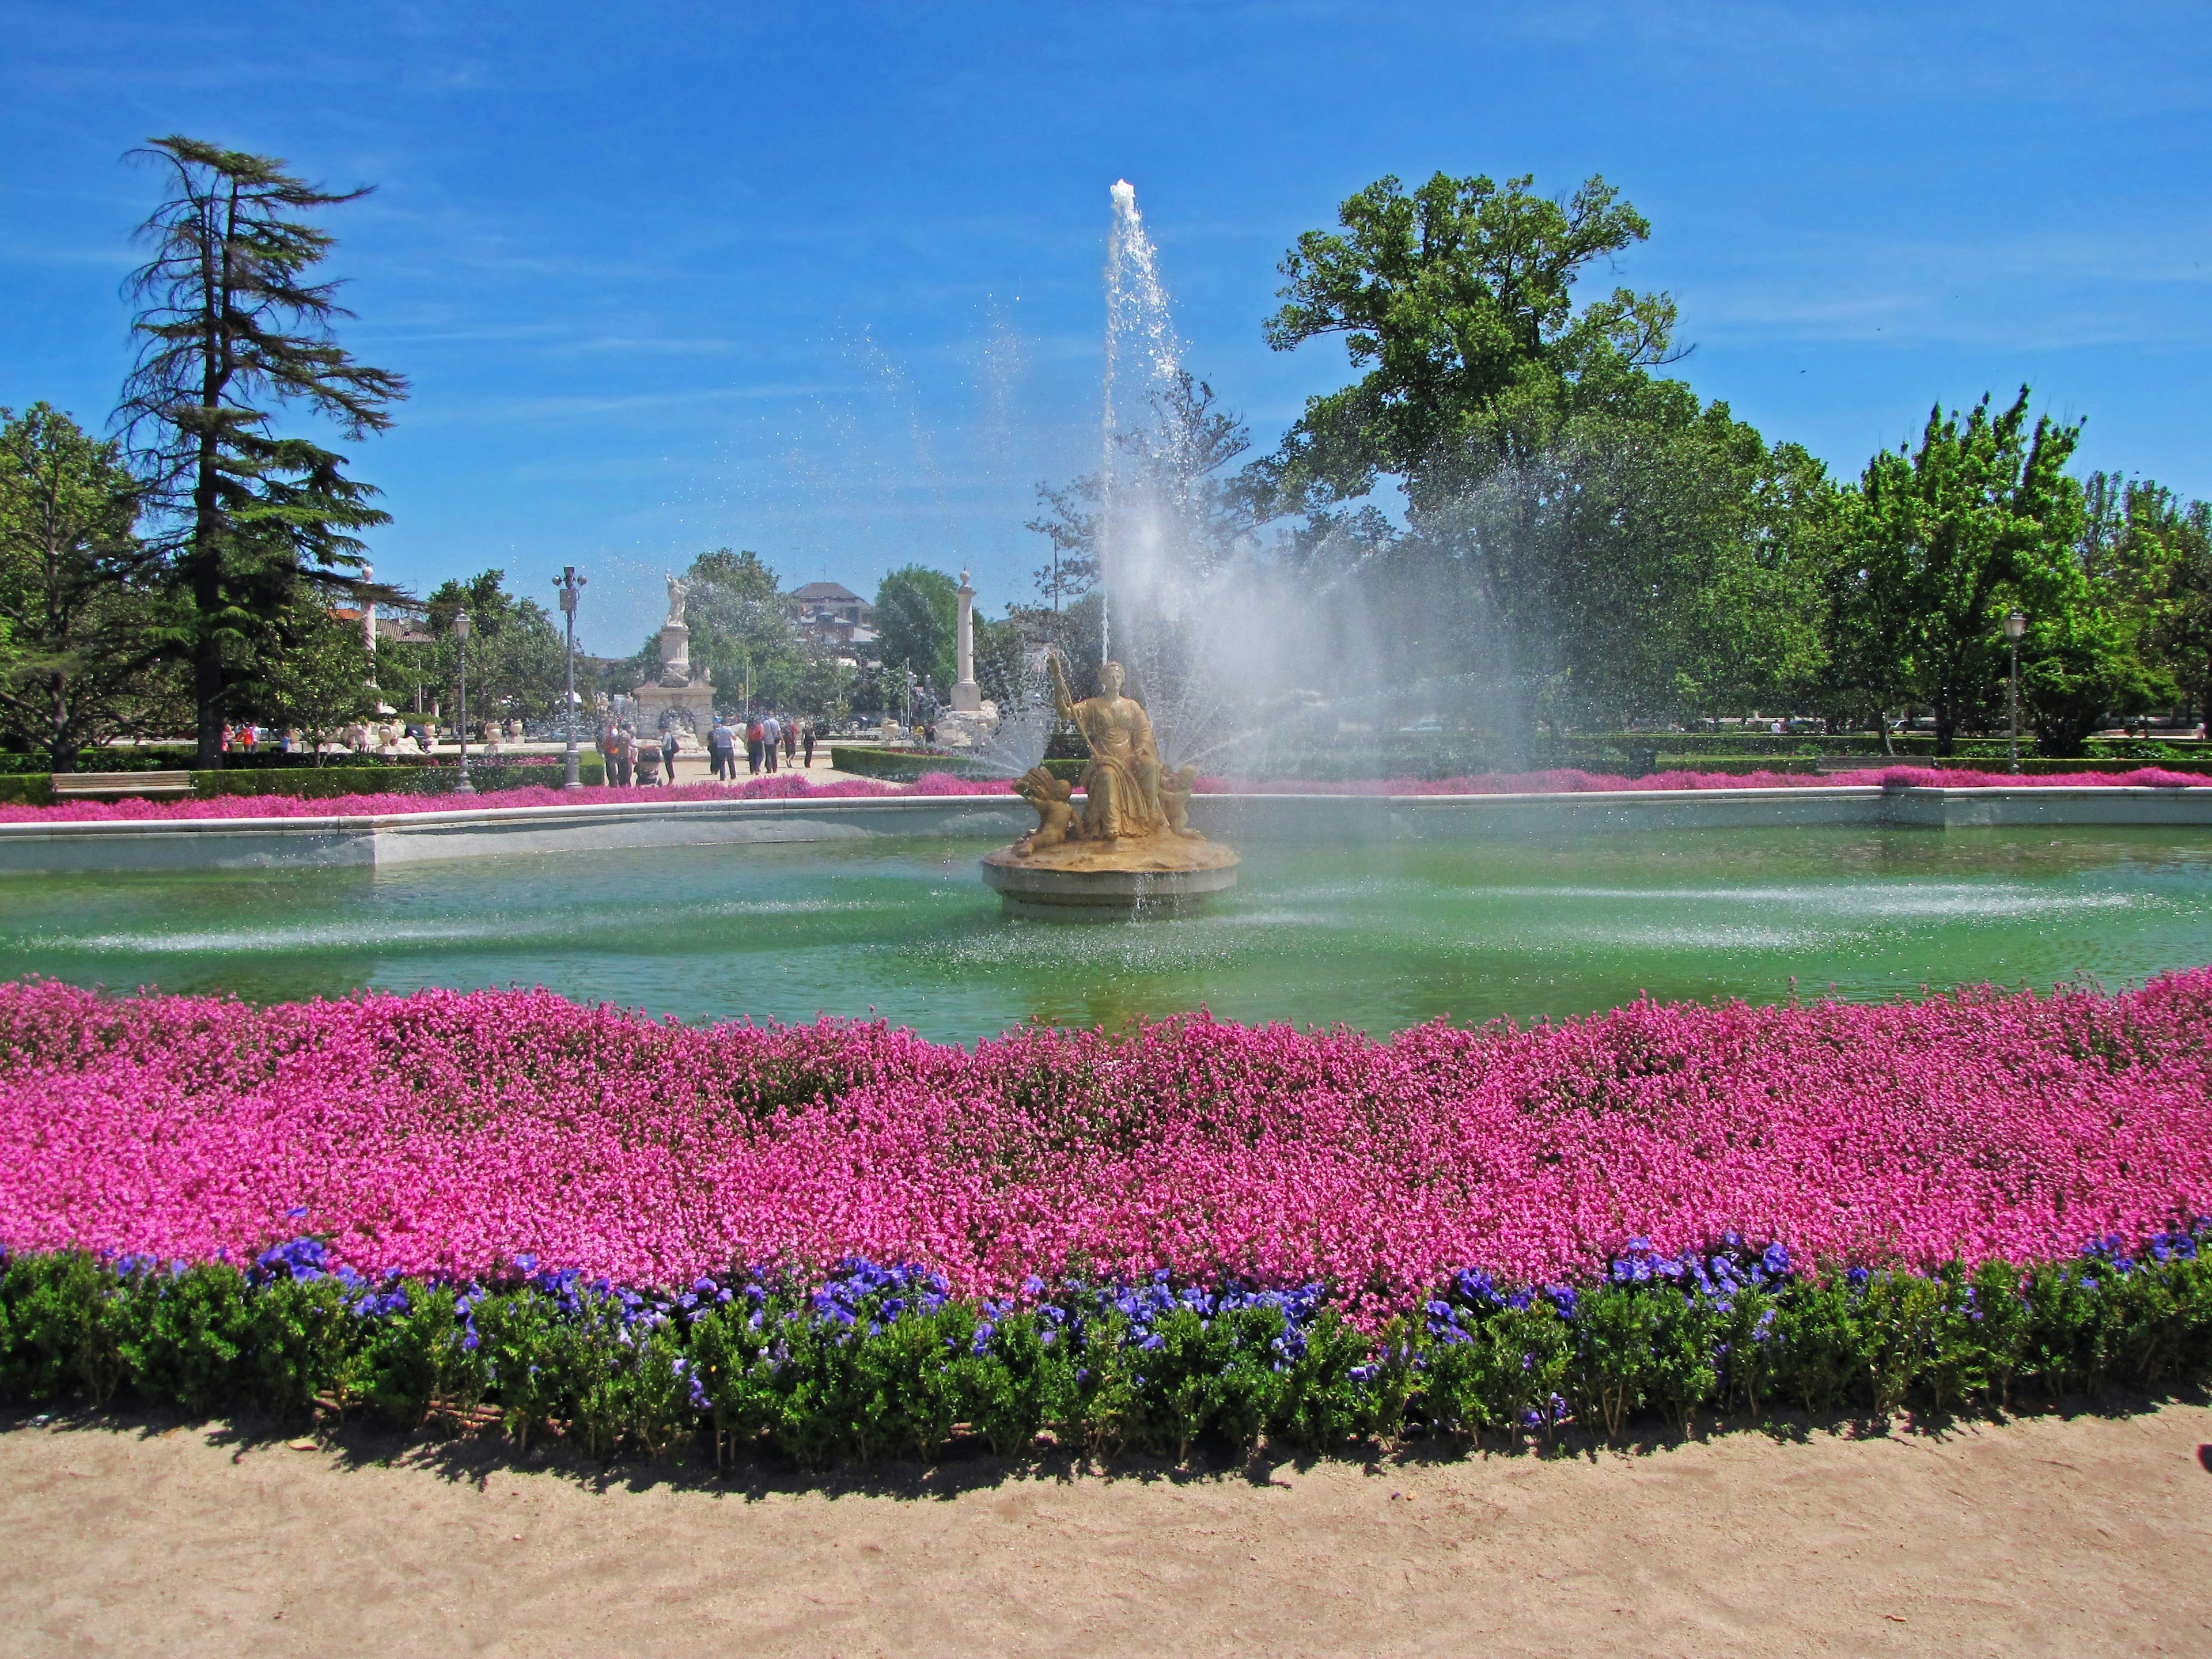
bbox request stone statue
[1160,763,1201,838]
[1013,766,1077,853]
[664,573,690,626]
[1048,655,1165,842]
[980,654,1238,914]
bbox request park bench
[51,770,195,798]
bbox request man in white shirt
[761,713,782,773]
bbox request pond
[4,826,2210,1041]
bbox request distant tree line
[1022,170,2212,757]
[7,147,2206,768]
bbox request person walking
[709,715,734,781]
[761,711,781,774]
[599,722,620,786]
[616,725,637,788]
[782,719,797,766]
[745,713,764,776]
[801,721,816,770]
[661,725,680,784]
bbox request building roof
[790,581,863,603]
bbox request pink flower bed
[3,975,2206,1312]
[5,763,2202,823]
[0,770,1012,823]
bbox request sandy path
[3,1404,2209,1658]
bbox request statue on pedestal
[980,651,1237,916]
[1048,656,1168,842]
[664,574,690,626]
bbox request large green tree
[1397,361,1834,731]
[117,136,406,766]
[874,565,959,698]
[421,570,569,724]
[1255,170,1680,512]
[2078,473,2210,724]
[1832,389,2086,755]
[0,404,175,770]
[248,594,376,763]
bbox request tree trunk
[1932,702,1957,758]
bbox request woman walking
[801,722,816,770]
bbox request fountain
[979,653,1238,919]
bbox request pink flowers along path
[1,763,2203,824]
[4,973,2209,1315]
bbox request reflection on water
[2,827,2209,1041]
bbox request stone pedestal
[631,617,715,733]
[980,838,1240,920]
[658,622,693,683]
[934,703,999,749]
[633,675,715,735]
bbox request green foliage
[7,1239,2211,1472]
[0,404,176,769]
[0,1251,128,1405]
[118,1263,252,1419]
[249,594,376,760]
[1259,169,1676,509]
[365,1280,486,1429]
[1831,389,2084,754]
[411,570,573,725]
[118,136,406,766]
[824,745,994,782]
[874,565,959,699]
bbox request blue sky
[3,1,2207,653]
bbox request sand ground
[3,1403,2208,1658]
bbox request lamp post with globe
[2005,609,2027,775]
[452,608,476,796]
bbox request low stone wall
[1,785,2209,874]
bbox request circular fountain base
[980,839,1240,921]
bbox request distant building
[791,581,878,665]
[790,582,873,627]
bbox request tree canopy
[117,135,406,766]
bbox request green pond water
[2,827,2210,1041]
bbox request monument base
[632,677,715,735]
[979,838,1240,920]
[933,703,999,749]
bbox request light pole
[553,566,587,790]
[2005,609,2027,775]
[452,609,476,796]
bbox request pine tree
[117,136,407,766]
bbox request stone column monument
[935,569,997,748]
[631,571,715,734]
[952,570,983,713]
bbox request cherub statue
[1160,763,1202,837]
[1012,765,1077,854]
[664,573,690,626]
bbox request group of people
[597,713,815,787]
[705,712,813,779]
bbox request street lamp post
[553,567,588,790]
[453,609,476,796]
[2005,609,2027,775]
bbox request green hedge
[829,745,995,782]
[2,1234,2207,1468]
[0,761,604,807]
[190,761,604,798]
